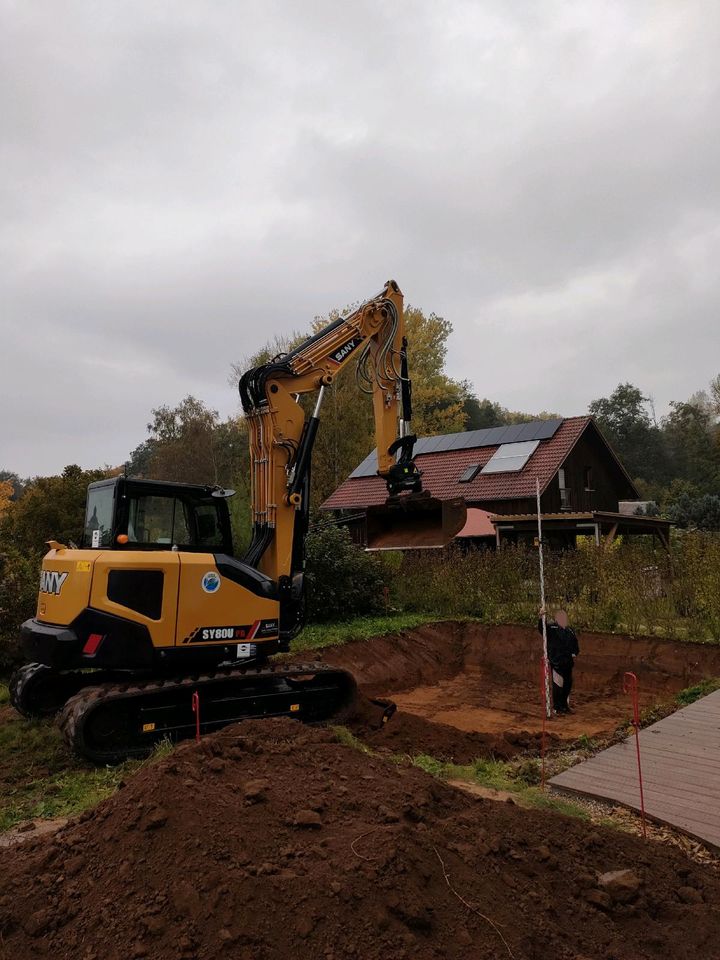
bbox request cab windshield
[83,485,114,548]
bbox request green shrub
[0,465,109,672]
[0,549,38,671]
[304,524,385,623]
[386,531,720,642]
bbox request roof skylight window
[458,464,481,483]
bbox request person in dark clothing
[538,608,579,714]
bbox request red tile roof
[321,417,591,510]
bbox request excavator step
[58,662,357,765]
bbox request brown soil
[2,718,719,960]
[321,623,720,758]
[349,697,558,763]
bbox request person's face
[555,610,569,628]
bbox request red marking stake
[192,691,201,743]
[623,671,647,839]
[539,657,550,789]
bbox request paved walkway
[550,689,720,849]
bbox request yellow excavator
[10,281,466,762]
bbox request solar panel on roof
[493,426,514,444]
[443,432,466,450]
[349,451,378,478]
[511,421,536,442]
[480,439,540,475]
[348,419,562,478]
[535,418,563,440]
[422,436,445,454]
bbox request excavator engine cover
[365,494,467,550]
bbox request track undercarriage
[11,660,357,765]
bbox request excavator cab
[81,478,235,553]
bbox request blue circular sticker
[201,571,221,594]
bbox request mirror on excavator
[365,493,467,550]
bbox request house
[321,416,672,549]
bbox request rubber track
[58,661,356,764]
[9,663,117,718]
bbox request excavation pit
[319,622,720,761]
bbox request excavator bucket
[365,494,467,550]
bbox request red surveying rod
[623,671,647,839]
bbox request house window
[558,468,572,510]
[583,466,594,491]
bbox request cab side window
[195,504,224,549]
[127,496,191,546]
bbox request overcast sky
[2,1,719,476]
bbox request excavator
[10,281,466,763]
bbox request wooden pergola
[491,511,672,550]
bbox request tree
[460,392,562,431]
[0,464,108,557]
[589,383,667,482]
[668,493,720,531]
[126,438,158,478]
[142,396,221,485]
[662,399,720,493]
[403,307,466,436]
[0,481,13,518]
[710,374,720,414]
[0,471,24,500]
[461,395,507,430]
[129,396,247,489]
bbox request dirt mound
[2,719,719,960]
[350,696,556,763]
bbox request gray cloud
[1,0,719,475]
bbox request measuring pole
[623,672,647,839]
[536,478,552,719]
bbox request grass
[409,752,591,819]
[675,677,720,706]
[330,724,374,754]
[0,683,172,832]
[290,613,464,652]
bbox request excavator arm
[238,280,465,606]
